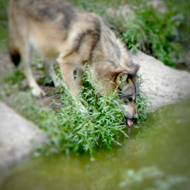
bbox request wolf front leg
[59,57,88,113]
[74,66,84,93]
[59,58,78,97]
[20,40,46,97]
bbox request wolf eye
[124,99,129,104]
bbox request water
[1,98,190,190]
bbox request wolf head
[115,64,140,126]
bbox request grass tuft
[1,66,148,156]
[39,69,129,155]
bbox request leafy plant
[1,64,148,156]
[40,69,129,155]
[113,1,184,66]
[40,67,148,155]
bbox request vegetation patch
[69,0,190,67]
[119,1,184,66]
[1,0,190,66]
[1,65,148,156]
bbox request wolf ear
[116,72,128,85]
[113,64,140,85]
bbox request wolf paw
[53,78,62,87]
[79,104,88,114]
[32,87,46,97]
[76,101,88,113]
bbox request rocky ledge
[0,102,48,172]
[131,51,190,111]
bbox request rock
[107,5,135,19]
[131,51,190,111]
[0,101,48,171]
[106,0,167,21]
[147,0,168,13]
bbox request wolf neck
[89,24,119,94]
[89,20,131,95]
[90,22,127,70]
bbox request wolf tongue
[127,119,134,127]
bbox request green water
[1,99,190,190]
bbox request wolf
[8,0,140,125]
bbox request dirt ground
[0,50,62,110]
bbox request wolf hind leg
[20,40,46,97]
[44,60,62,87]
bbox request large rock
[131,51,190,111]
[0,101,48,171]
